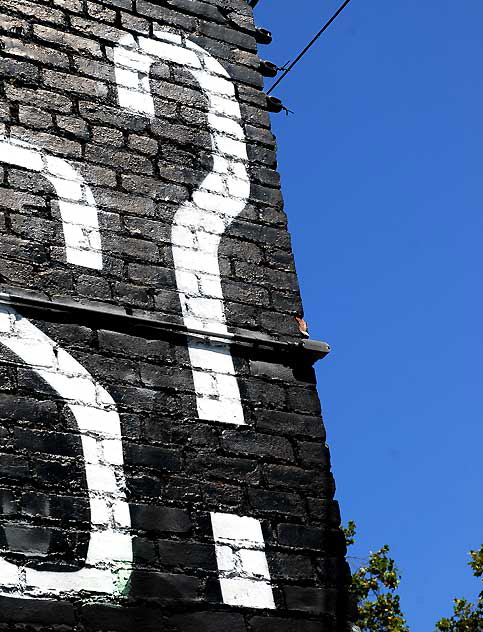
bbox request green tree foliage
[344,523,483,632]
[435,544,483,632]
[343,521,409,632]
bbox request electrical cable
[266,0,353,95]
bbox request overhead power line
[267,0,353,95]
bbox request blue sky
[255,1,483,629]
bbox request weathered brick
[223,280,270,307]
[102,235,159,261]
[56,114,89,139]
[248,489,304,517]
[0,14,30,35]
[43,69,108,99]
[98,330,171,360]
[0,487,17,515]
[0,454,29,479]
[190,34,235,65]
[0,35,69,68]
[80,604,161,632]
[126,443,181,471]
[239,379,287,407]
[250,616,321,632]
[1,0,65,25]
[129,570,201,601]
[70,15,128,43]
[166,0,226,23]
[5,85,72,112]
[91,125,125,147]
[245,123,276,146]
[137,0,197,30]
[278,524,324,549]
[124,220,169,246]
[297,441,331,469]
[169,612,247,632]
[77,161,117,187]
[128,134,159,156]
[53,0,84,12]
[108,0,133,9]
[284,586,337,614]
[0,596,75,625]
[188,453,260,485]
[249,360,294,381]
[264,464,326,493]
[157,540,217,570]
[76,274,112,299]
[256,410,325,439]
[73,56,114,82]
[121,11,150,34]
[268,552,314,580]
[128,474,162,498]
[0,196,30,229]
[10,126,82,158]
[130,504,191,532]
[18,105,53,130]
[307,498,341,526]
[0,395,57,423]
[0,99,10,121]
[10,214,59,242]
[33,24,103,57]
[287,387,322,415]
[198,20,256,51]
[91,187,156,215]
[87,1,117,22]
[128,262,175,286]
[202,480,243,507]
[85,145,154,174]
[0,233,48,263]
[0,56,39,82]
[221,430,293,461]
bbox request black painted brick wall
[0,0,350,630]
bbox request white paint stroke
[211,512,275,609]
[114,32,250,425]
[0,135,102,269]
[0,304,132,597]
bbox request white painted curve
[0,304,132,597]
[114,32,250,426]
[0,135,102,270]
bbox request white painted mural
[113,32,275,610]
[0,135,102,270]
[0,133,131,597]
[0,303,132,597]
[0,31,275,610]
[114,31,250,427]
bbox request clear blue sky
[255,1,483,630]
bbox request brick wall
[0,0,351,630]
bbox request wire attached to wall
[267,0,353,95]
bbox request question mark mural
[115,32,248,427]
[0,136,132,597]
[0,3,348,625]
[114,32,275,609]
[0,29,276,610]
